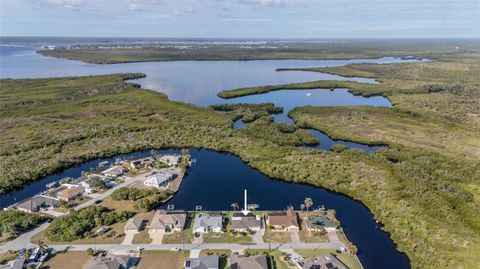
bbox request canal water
[0,40,418,268]
[0,149,410,269]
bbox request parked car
[170,247,180,252]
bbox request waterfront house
[158,155,180,167]
[184,256,219,269]
[302,254,347,269]
[16,195,59,213]
[267,209,300,231]
[83,253,135,269]
[143,172,174,188]
[230,255,268,269]
[124,216,144,233]
[192,213,223,234]
[101,166,126,178]
[231,213,262,232]
[56,185,84,201]
[149,210,186,233]
[128,157,153,169]
[305,215,339,232]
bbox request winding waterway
[0,149,410,269]
[0,40,422,268]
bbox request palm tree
[230,202,239,211]
[304,198,313,212]
[37,240,47,255]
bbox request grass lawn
[39,251,90,269]
[162,230,193,244]
[294,249,363,269]
[132,230,152,244]
[100,196,137,212]
[202,231,252,244]
[262,229,291,243]
[199,249,231,269]
[136,250,188,269]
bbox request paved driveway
[122,231,138,245]
[148,230,165,245]
[290,231,301,243]
[327,230,341,243]
[252,230,264,243]
[192,233,203,245]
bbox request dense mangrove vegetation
[44,206,134,242]
[1,47,480,268]
[0,211,47,243]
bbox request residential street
[0,175,141,254]
[39,241,346,252]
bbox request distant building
[16,195,59,213]
[144,172,174,188]
[305,215,339,232]
[267,209,299,231]
[149,210,187,232]
[192,213,223,234]
[230,255,268,269]
[302,254,348,269]
[158,155,180,167]
[56,185,84,201]
[83,253,135,269]
[231,213,262,232]
[101,166,126,178]
[184,256,219,269]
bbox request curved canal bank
[1,148,410,269]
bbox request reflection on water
[1,45,424,107]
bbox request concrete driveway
[148,230,165,245]
[252,230,264,243]
[290,231,301,243]
[192,233,203,245]
[121,231,138,245]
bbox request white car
[170,247,181,252]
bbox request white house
[192,213,223,234]
[144,172,173,188]
[100,166,126,178]
[158,155,180,167]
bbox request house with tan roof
[124,216,145,233]
[231,213,262,232]
[56,185,84,201]
[149,210,187,233]
[267,208,299,231]
[83,253,135,269]
[230,255,268,269]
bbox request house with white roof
[144,172,174,188]
[192,213,223,234]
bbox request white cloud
[128,0,163,11]
[32,0,86,9]
[235,0,284,6]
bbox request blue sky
[1,0,479,38]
